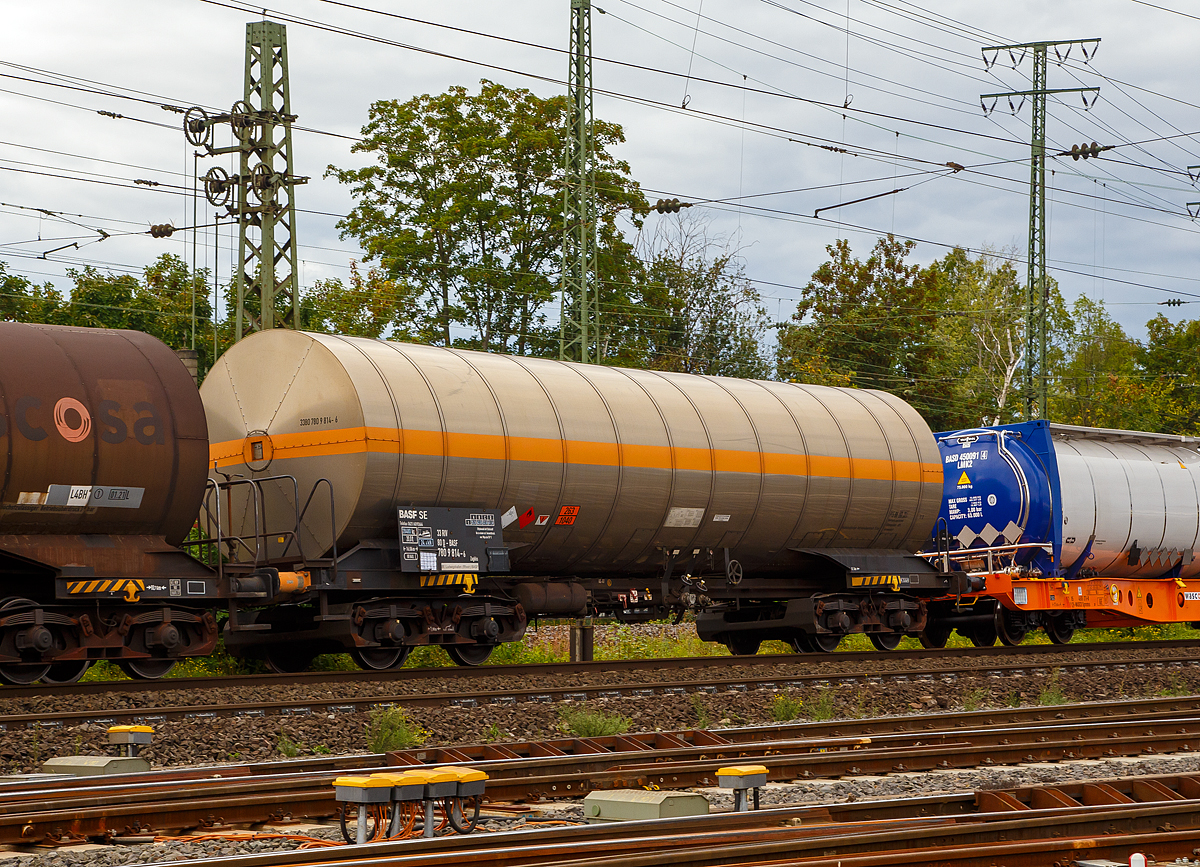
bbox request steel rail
[5,637,1199,701]
[134,796,1200,867]
[6,653,1199,730]
[9,709,1200,843]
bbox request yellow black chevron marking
[419,573,478,592]
[66,579,145,602]
[849,575,902,590]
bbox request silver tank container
[1054,425,1200,578]
[201,331,943,574]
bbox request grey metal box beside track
[583,790,710,823]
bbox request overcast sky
[3,0,1198,344]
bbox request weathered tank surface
[0,322,209,546]
[203,331,943,575]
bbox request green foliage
[962,687,990,711]
[277,731,304,758]
[614,215,769,377]
[365,706,429,752]
[1037,669,1068,706]
[691,694,713,729]
[777,235,953,426]
[0,255,216,378]
[557,704,632,737]
[313,744,332,755]
[1158,673,1192,697]
[328,79,645,354]
[771,694,805,722]
[594,623,727,661]
[1051,297,1179,430]
[482,723,510,743]
[303,262,422,339]
[807,689,837,721]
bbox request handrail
[181,474,339,584]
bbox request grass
[277,730,304,758]
[557,704,631,737]
[807,689,837,721]
[1158,673,1192,697]
[691,695,713,729]
[771,694,805,722]
[962,687,990,711]
[69,619,1200,683]
[1037,668,1069,706]
[365,706,429,752]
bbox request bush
[276,730,303,758]
[558,704,632,737]
[1037,669,1068,706]
[807,689,836,721]
[771,694,805,722]
[365,706,429,752]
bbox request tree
[616,213,769,377]
[1135,313,1200,434]
[0,262,65,324]
[776,235,954,426]
[328,79,646,355]
[303,262,422,340]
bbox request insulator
[1071,144,1081,161]
[1091,141,1101,157]
[149,224,175,238]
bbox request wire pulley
[204,166,233,207]
[183,106,212,148]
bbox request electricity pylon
[981,39,1100,420]
[185,21,307,342]
[559,0,600,364]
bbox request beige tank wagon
[201,331,955,664]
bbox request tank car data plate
[398,508,508,574]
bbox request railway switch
[717,765,768,812]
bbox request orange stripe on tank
[209,425,940,482]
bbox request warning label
[957,471,971,486]
[555,505,580,526]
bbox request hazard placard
[957,471,971,485]
[556,505,580,526]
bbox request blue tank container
[935,421,1061,577]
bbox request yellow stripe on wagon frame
[210,426,941,484]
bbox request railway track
[4,641,1198,729]
[127,782,1200,867]
[3,637,1197,703]
[6,694,1200,845]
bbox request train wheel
[809,634,842,653]
[918,624,951,649]
[994,608,1028,647]
[725,635,761,656]
[117,659,176,680]
[41,661,91,684]
[965,626,997,647]
[0,664,51,685]
[447,644,494,666]
[868,633,902,651]
[264,646,317,674]
[1046,615,1075,645]
[351,646,411,671]
[789,634,813,653]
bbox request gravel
[4,752,1197,866]
[1,660,1199,771]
